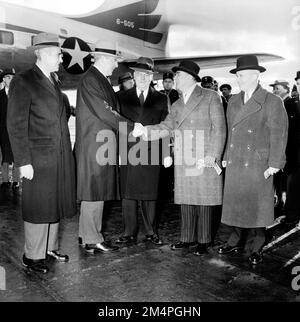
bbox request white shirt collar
[182,83,197,104]
[136,87,149,100]
[5,87,9,95]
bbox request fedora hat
[269,80,289,87]
[295,71,300,81]
[118,72,133,84]
[163,72,174,81]
[91,40,121,58]
[172,60,201,82]
[0,68,15,82]
[220,83,232,91]
[230,55,266,74]
[28,33,60,50]
[201,76,214,85]
[1,68,16,77]
[131,57,155,73]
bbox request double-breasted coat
[118,86,168,200]
[0,88,14,163]
[7,65,76,223]
[146,85,226,205]
[221,85,288,228]
[76,66,133,201]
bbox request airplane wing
[152,53,284,72]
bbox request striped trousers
[180,205,214,244]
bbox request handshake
[132,122,148,138]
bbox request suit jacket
[222,85,288,228]
[118,86,168,200]
[146,85,226,205]
[7,65,76,223]
[76,66,133,201]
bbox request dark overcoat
[221,85,288,228]
[0,88,14,163]
[7,65,76,223]
[146,85,226,205]
[76,66,133,201]
[118,87,168,200]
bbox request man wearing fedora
[7,33,76,273]
[117,72,135,92]
[284,71,300,225]
[0,68,20,191]
[76,40,134,253]
[116,57,168,245]
[133,60,226,256]
[269,80,298,217]
[160,72,179,105]
[218,55,288,265]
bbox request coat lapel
[33,65,58,100]
[177,85,204,128]
[232,85,267,127]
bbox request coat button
[228,160,232,164]
[245,163,249,167]
[230,144,234,148]
[247,145,251,151]
[247,129,253,133]
[232,127,235,132]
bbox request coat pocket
[255,149,269,161]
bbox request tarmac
[0,182,300,302]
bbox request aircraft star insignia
[63,39,90,70]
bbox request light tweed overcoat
[147,85,226,205]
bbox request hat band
[94,48,117,55]
[34,41,60,47]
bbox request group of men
[3,31,298,273]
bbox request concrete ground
[0,184,300,302]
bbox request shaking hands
[132,122,147,138]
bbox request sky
[2,0,299,95]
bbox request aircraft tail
[67,0,168,51]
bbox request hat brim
[118,77,133,84]
[130,67,156,74]
[27,44,61,50]
[230,65,266,74]
[172,66,201,82]
[295,77,300,81]
[91,51,124,62]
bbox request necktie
[139,90,144,106]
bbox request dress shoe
[170,241,198,250]
[22,254,49,274]
[193,243,208,256]
[144,234,163,245]
[47,250,69,262]
[78,237,86,247]
[249,252,263,265]
[217,244,241,254]
[115,235,137,244]
[85,242,119,253]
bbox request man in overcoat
[0,68,20,190]
[76,40,134,253]
[116,57,168,245]
[218,55,288,265]
[283,72,300,225]
[133,60,226,255]
[7,33,76,273]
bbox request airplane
[0,0,292,89]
